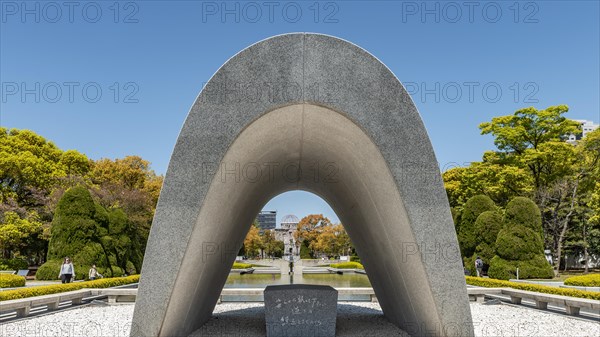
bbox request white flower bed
[1,302,598,337]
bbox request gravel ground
[1,302,598,337]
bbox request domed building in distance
[274,214,300,256]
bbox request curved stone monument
[131,33,473,337]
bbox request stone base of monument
[264,284,338,337]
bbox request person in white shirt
[58,257,75,283]
[89,264,102,280]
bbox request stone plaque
[264,284,338,337]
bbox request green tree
[299,240,312,259]
[60,150,92,177]
[0,211,43,259]
[261,230,284,258]
[479,105,580,196]
[0,128,63,205]
[444,159,532,208]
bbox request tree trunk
[583,223,589,274]
[553,180,579,276]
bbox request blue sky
[1,0,599,225]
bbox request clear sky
[1,0,599,225]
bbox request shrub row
[465,276,600,300]
[0,274,26,288]
[330,262,364,270]
[0,258,29,271]
[231,263,253,269]
[564,274,600,287]
[0,275,139,301]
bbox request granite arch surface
[131,33,473,337]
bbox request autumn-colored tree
[90,155,163,268]
[243,223,263,258]
[311,224,352,257]
[294,214,332,250]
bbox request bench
[501,288,600,315]
[466,287,504,303]
[0,270,16,274]
[337,287,377,302]
[91,288,137,303]
[0,289,91,318]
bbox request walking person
[89,264,101,280]
[475,256,484,277]
[59,257,75,283]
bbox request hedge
[465,276,600,300]
[330,262,364,270]
[0,274,26,288]
[232,263,253,269]
[487,255,553,280]
[0,275,139,301]
[564,274,600,287]
[0,258,28,271]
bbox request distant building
[274,214,300,256]
[567,119,599,144]
[256,211,276,231]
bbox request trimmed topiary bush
[564,274,600,287]
[35,259,62,280]
[504,197,543,233]
[464,211,504,275]
[488,197,552,280]
[495,225,544,261]
[232,263,253,269]
[458,195,496,258]
[330,262,364,269]
[487,255,553,280]
[45,186,136,279]
[0,274,26,288]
